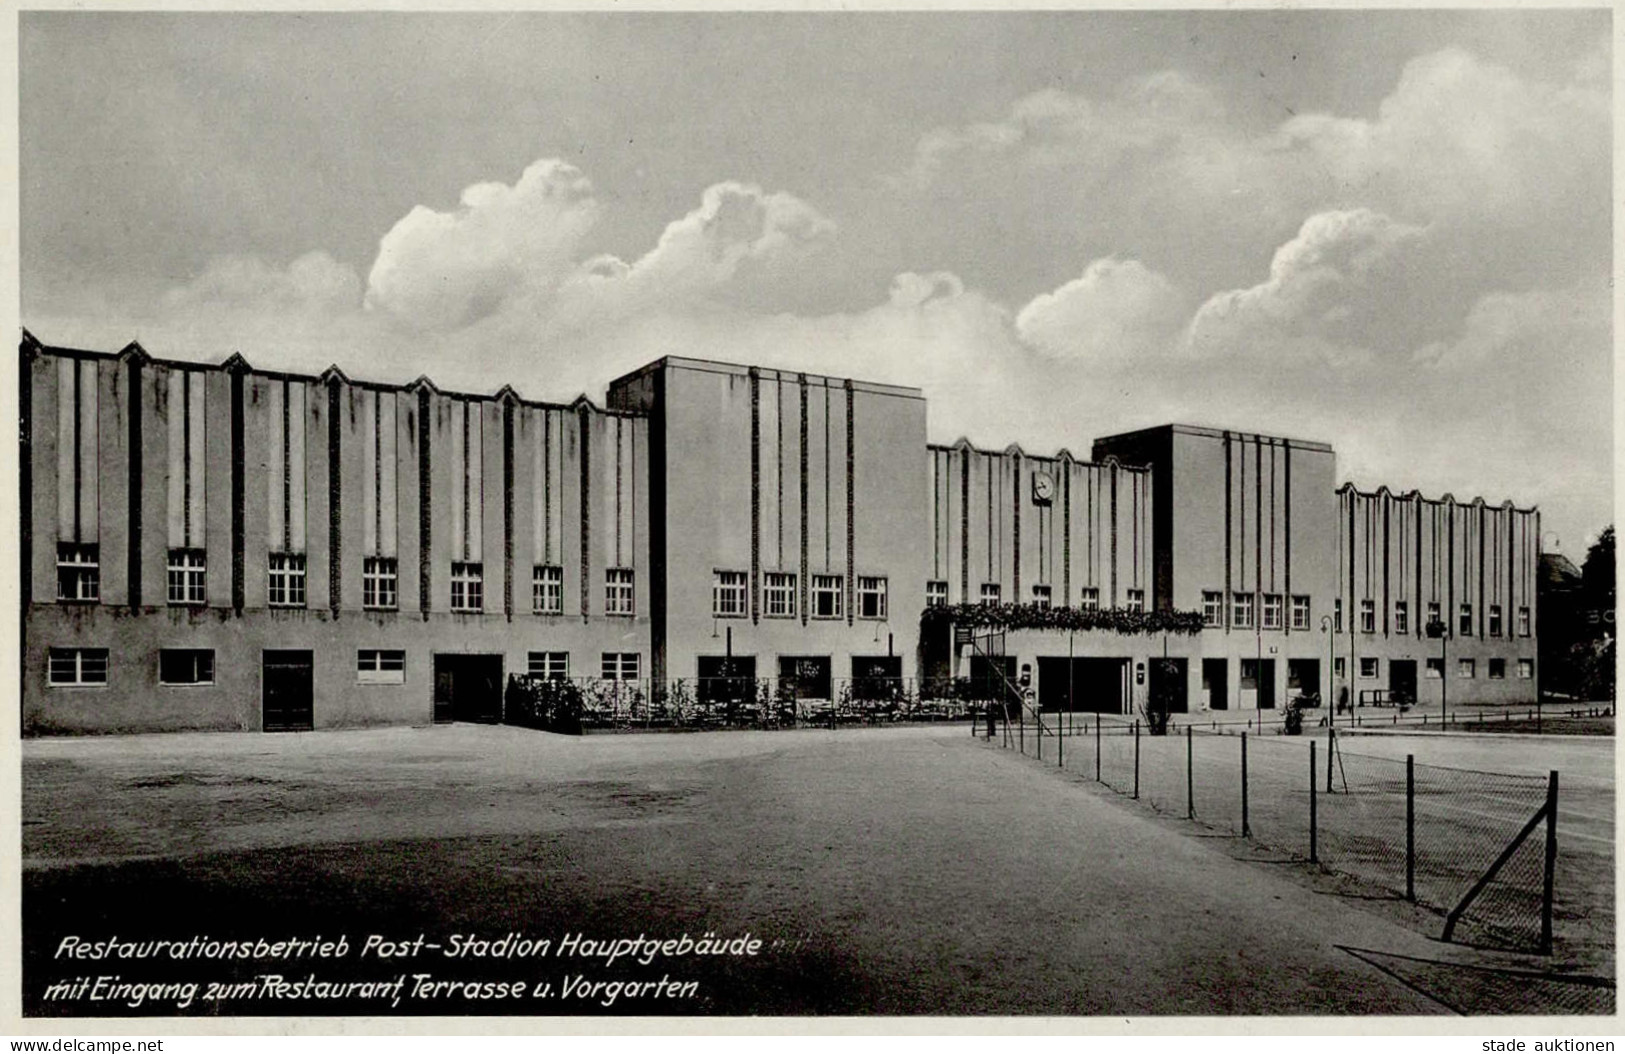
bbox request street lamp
[1426,618,1448,728]
[1320,614,1334,724]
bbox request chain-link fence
[987,713,1571,956]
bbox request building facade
[20,333,1540,734]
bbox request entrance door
[1288,659,1321,706]
[1257,659,1276,710]
[432,654,504,724]
[1203,659,1228,710]
[1389,660,1417,707]
[263,650,314,732]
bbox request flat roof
[607,355,925,401]
[1092,421,1334,454]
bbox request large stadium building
[20,332,1541,734]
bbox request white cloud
[1413,282,1610,367]
[1184,209,1426,361]
[553,181,834,329]
[1015,258,1184,362]
[363,158,599,330]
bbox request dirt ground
[20,723,1614,1017]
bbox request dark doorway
[1203,658,1228,710]
[1287,659,1321,705]
[969,654,1020,709]
[1149,657,1189,714]
[1389,659,1417,707]
[1035,657,1127,714]
[697,655,756,706]
[919,620,952,693]
[262,650,314,732]
[433,654,504,724]
[1242,658,1277,709]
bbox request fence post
[1133,720,1140,799]
[1309,740,1318,863]
[1406,755,1415,903]
[1326,727,1335,794]
[1095,714,1102,782]
[1058,709,1064,768]
[1186,724,1194,819]
[1241,732,1250,837]
[1543,770,1559,955]
[1019,704,1024,755]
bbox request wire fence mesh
[986,714,1575,956]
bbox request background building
[20,333,1540,734]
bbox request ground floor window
[601,652,640,681]
[1518,658,1534,679]
[159,648,215,685]
[49,647,109,686]
[1426,658,1443,679]
[357,649,406,685]
[1359,657,1379,679]
[528,651,569,680]
[1488,658,1506,680]
[851,655,903,700]
[1457,658,1476,679]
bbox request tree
[1578,526,1615,702]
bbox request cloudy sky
[19,11,1613,551]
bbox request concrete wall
[1336,487,1538,706]
[625,359,928,695]
[22,344,650,734]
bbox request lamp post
[1320,614,1334,723]
[1427,618,1448,728]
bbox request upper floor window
[1031,585,1052,610]
[533,565,563,615]
[925,580,948,608]
[451,561,484,613]
[167,548,207,607]
[357,649,406,685]
[159,648,215,686]
[1489,605,1503,638]
[979,583,1002,607]
[1201,591,1222,627]
[605,568,635,616]
[1291,595,1311,631]
[48,647,108,686]
[713,570,748,618]
[813,575,844,619]
[268,552,307,608]
[1518,606,1532,637]
[364,557,399,611]
[857,576,888,619]
[1125,589,1145,614]
[1232,592,1254,629]
[528,651,569,680]
[1359,599,1375,635]
[765,572,797,618]
[1334,598,1343,633]
[1261,593,1282,630]
[1080,587,1100,613]
[1393,601,1409,636]
[1459,603,1474,637]
[1427,601,1441,628]
[56,543,99,603]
